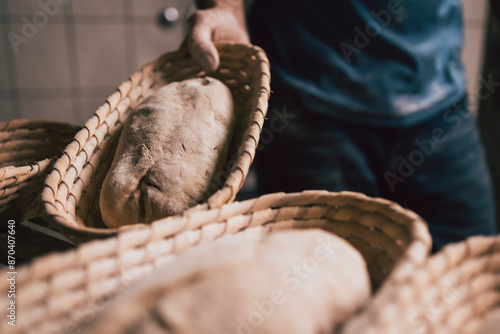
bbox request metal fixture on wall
[158,7,180,27]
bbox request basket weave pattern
[41,43,271,243]
[0,190,431,334]
[0,119,80,223]
[340,235,500,334]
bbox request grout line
[0,1,22,119]
[72,15,124,25]
[62,1,82,123]
[123,0,138,73]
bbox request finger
[187,15,220,72]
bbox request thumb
[187,22,220,72]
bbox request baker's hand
[186,6,249,72]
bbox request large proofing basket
[340,235,500,334]
[0,119,80,224]
[41,43,271,243]
[0,190,431,334]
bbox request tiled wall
[0,0,491,125]
[0,0,194,124]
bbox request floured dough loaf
[100,77,234,228]
[82,229,371,334]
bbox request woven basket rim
[11,189,431,281]
[0,119,81,222]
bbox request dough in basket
[82,229,371,333]
[100,77,234,227]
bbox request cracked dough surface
[100,77,234,227]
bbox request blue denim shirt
[248,0,467,127]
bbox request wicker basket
[340,235,500,334]
[0,190,431,334]
[0,119,81,225]
[41,43,271,243]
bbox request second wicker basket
[0,190,431,334]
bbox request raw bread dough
[100,77,234,227]
[82,229,371,333]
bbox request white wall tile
[72,0,124,16]
[75,24,128,88]
[0,24,11,92]
[0,99,15,122]
[6,0,67,24]
[134,24,184,69]
[19,98,75,123]
[6,0,55,15]
[9,24,71,90]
